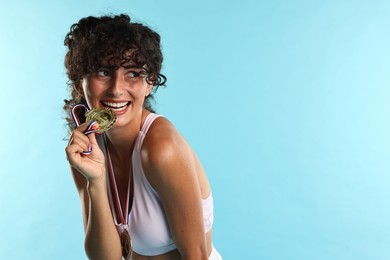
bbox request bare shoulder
[141,116,196,188]
[142,116,193,167]
[141,116,210,256]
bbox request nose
[107,71,124,97]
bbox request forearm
[180,247,209,260]
[175,232,208,260]
[85,178,122,260]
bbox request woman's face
[80,65,152,129]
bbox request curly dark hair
[63,14,166,132]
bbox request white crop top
[99,113,214,256]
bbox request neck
[105,109,149,162]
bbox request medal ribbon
[103,134,133,259]
[71,104,99,155]
[72,104,131,222]
[72,103,132,259]
[103,134,132,225]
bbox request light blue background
[0,0,389,259]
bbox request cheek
[85,88,99,98]
[84,88,96,102]
[132,82,150,98]
[82,84,105,107]
[83,80,104,96]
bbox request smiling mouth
[101,101,131,111]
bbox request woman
[64,14,222,260]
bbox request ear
[145,84,153,97]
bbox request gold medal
[120,231,132,260]
[85,108,116,133]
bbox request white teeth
[102,101,129,108]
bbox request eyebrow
[122,65,143,69]
[123,66,149,74]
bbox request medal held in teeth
[85,107,117,133]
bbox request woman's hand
[65,123,105,181]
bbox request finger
[69,131,90,151]
[83,123,100,154]
[65,143,86,162]
[65,143,82,154]
[84,131,103,156]
[70,122,101,156]
[76,121,98,134]
[83,121,100,135]
[87,131,99,147]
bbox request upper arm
[142,119,207,258]
[70,167,89,232]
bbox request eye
[96,69,110,77]
[127,71,141,78]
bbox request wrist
[87,168,106,190]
